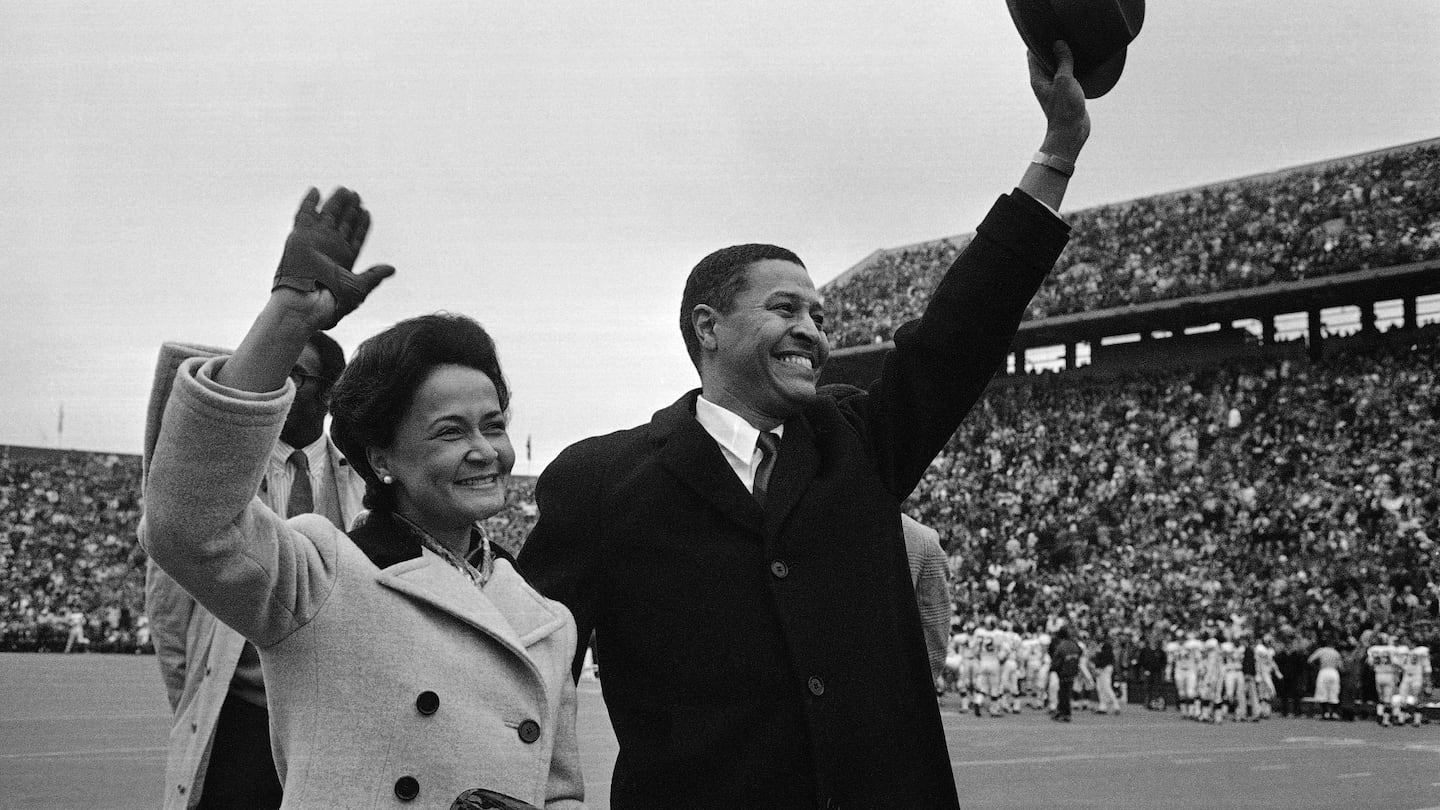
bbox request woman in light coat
[141,187,583,809]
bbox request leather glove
[272,187,394,326]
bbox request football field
[3,653,1439,809]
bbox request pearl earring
[381,474,395,485]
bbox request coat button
[393,775,420,801]
[415,690,440,715]
[190,721,198,732]
[807,676,825,696]
[517,719,541,743]
[770,560,789,578]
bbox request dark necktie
[752,431,779,506]
[287,449,314,516]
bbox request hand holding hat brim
[1006,0,1144,99]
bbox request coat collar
[647,390,824,535]
[347,510,517,569]
[349,513,556,654]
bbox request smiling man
[520,42,1093,810]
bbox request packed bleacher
[814,137,1440,705]
[1,450,147,652]
[916,326,1440,704]
[0,445,540,653]
[824,139,1440,347]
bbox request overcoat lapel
[477,559,572,647]
[376,558,530,657]
[653,393,764,533]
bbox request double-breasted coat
[141,353,584,809]
[519,191,1070,809]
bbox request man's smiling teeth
[779,355,813,369]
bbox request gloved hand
[272,187,395,328]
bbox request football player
[1251,637,1281,720]
[1367,636,1401,726]
[1396,643,1432,727]
[973,617,1003,717]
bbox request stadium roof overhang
[1008,258,1440,350]
[820,259,1440,385]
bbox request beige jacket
[141,353,583,809]
[145,435,365,809]
[902,514,952,682]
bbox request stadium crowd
[1,451,147,652]
[824,141,1440,347]
[917,326,1440,706]
[0,448,538,653]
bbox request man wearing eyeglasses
[144,332,366,810]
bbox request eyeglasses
[288,370,332,388]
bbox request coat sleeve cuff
[177,355,295,419]
[973,190,1072,270]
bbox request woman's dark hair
[328,313,510,511]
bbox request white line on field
[0,713,168,723]
[949,739,1403,769]
[0,746,166,760]
[951,744,1289,768]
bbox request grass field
[3,652,1439,809]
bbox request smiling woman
[327,314,517,557]
[139,188,583,809]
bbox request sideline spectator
[1050,626,1083,721]
[1308,641,1344,720]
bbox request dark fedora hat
[1006,0,1144,98]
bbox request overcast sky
[3,1,1438,473]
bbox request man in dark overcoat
[520,43,1092,809]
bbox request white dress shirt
[694,395,784,492]
[265,435,341,523]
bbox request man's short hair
[307,332,346,387]
[679,243,804,367]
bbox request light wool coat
[141,354,584,810]
[145,432,366,810]
[143,341,364,809]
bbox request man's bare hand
[272,187,395,330]
[1029,41,1090,161]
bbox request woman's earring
[381,474,395,485]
